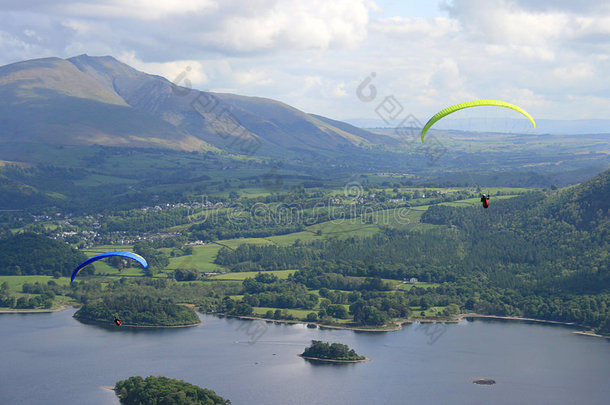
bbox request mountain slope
[0,57,211,152]
[68,54,377,154]
[539,169,609,232]
[69,55,378,153]
[0,57,127,105]
[0,55,384,160]
[421,169,609,295]
[310,114,402,147]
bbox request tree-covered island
[300,340,367,362]
[74,295,200,327]
[115,376,230,404]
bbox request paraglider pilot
[480,194,490,209]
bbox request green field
[0,275,74,311]
[306,220,380,238]
[166,244,224,272]
[0,275,71,291]
[68,186,517,291]
[77,186,525,281]
[265,231,322,246]
[74,173,137,187]
[438,194,519,207]
[410,306,449,317]
[230,187,273,198]
[310,278,439,291]
[82,245,135,253]
[162,186,529,264]
[72,247,147,276]
[367,206,436,230]
[209,270,296,281]
[396,282,440,291]
[215,238,274,249]
[81,260,147,276]
[252,306,320,320]
[100,265,148,276]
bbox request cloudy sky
[2,0,609,123]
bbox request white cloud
[352,0,610,120]
[499,88,547,109]
[331,82,348,98]
[445,0,610,50]
[1,0,610,121]
[429,58,461,89]
[61,0,218,20]
[233,69,272,86]
[61,19,94,36]
[463,5,565,43]
[290,75,323,98]
[371,16,459,38]
[204,0,371,52]
[117,52,209,87]
[283,74,353,103]
[552,63,595,82]
[1,0,375,65]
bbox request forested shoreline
[215,172,609,332]
[0,170,607,334]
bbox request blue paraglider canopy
[71,251,148,282]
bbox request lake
[1,308,609,404]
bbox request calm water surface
[1,308,609,405]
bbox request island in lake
[114,376,230,404]
[73,295,200,327]
[299,340,368,363]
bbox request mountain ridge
[0,55,379,160]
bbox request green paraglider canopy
[420,100,536,142]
